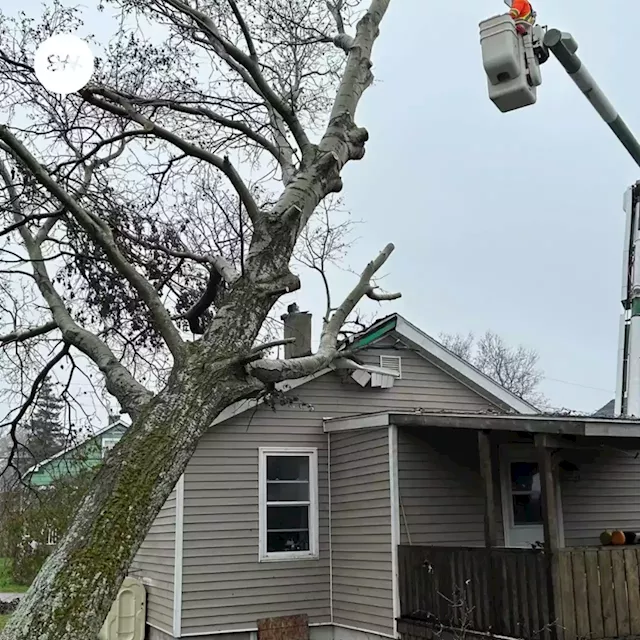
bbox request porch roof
[322,409,640,438]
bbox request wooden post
[478,430,497,548]
[478,430,499,636]
[535,434,562,640]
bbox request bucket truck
[479,12,640,416]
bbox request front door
[500,448,547,548]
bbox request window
[510,461,543,525]
[101,437,120,459]
[258,448,318,561]
[46,528,58,546]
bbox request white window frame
[101,437,120,459]
[258,447,319,562]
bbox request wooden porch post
[535,434,562,640]
[478,430,497,548]
[478,430,499,637]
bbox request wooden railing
[399,545,554,640]
[398,545,640,640]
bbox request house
[127,310,640,640]
[25,417,128,488]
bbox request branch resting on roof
[248,243,400,383]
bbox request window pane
[267,481,309,502]
[267,530,310,553]
[267,505,308,531]
[267,456,309,481]
[513,494,543,524]
[511,462,540,492]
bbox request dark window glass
[511,462,540,492]
[267,456,309,481]
[512,494,543,524]
[267,530,310,553]
[267,505,308,531]
[267,482,309,502]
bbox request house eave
[324,410,640,437]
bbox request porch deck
[398,544,640,640]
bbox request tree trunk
[0,354,262,640]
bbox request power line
[543,376,613,394]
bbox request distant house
[593,398,615,417]
[24,418,128,488]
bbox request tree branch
[0,321,57,345]
[112,225,241,284]
[326,1,355,52]
[80,89,262,225]
[227,0,258,59]
[157,0,313,157]
[248,243,399,383]
[0,125,186,362]
[0,154,154,416]
[366,285,401,301]
[99,94,281,162]
[0,344,69,479]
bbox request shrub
[0,471,95,584]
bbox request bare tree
[439,331,547,407]
[0,0,397,637]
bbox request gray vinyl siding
[398,429,504,547]
[560,439,640,546]
[130,487,176,633]
[355,337,496,412]
[180,410,331,635]
[175,335,499,634]
[330,428,394,636]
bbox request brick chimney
[281,303,312,359]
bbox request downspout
[327,431,333,625]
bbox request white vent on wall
[379,355,402,379]
[369,355,402,389]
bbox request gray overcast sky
[6,0,634,415]
[293,0,637,413]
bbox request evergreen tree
[23,380,66,467]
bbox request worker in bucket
[504,0,536,34]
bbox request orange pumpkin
[611,530,626,545]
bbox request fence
[398,545,640,640]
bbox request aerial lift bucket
[479,13,539,112]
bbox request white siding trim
[147,621,174,635]
[334,623,398,639]
[323,412,391,432]
[173,474,185,638]
[328,432,334,624]
[181,623,340,637]
[389,425,400,639]
[258,447,319,562]
[181,627,260,636]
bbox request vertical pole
[535,434,562,640]
[478,431,497,548]
[478,430,498,636]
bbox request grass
[0,559,30,593]
[0,614,9,630]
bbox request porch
[389,413,640,640]
[398,544,640,640]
